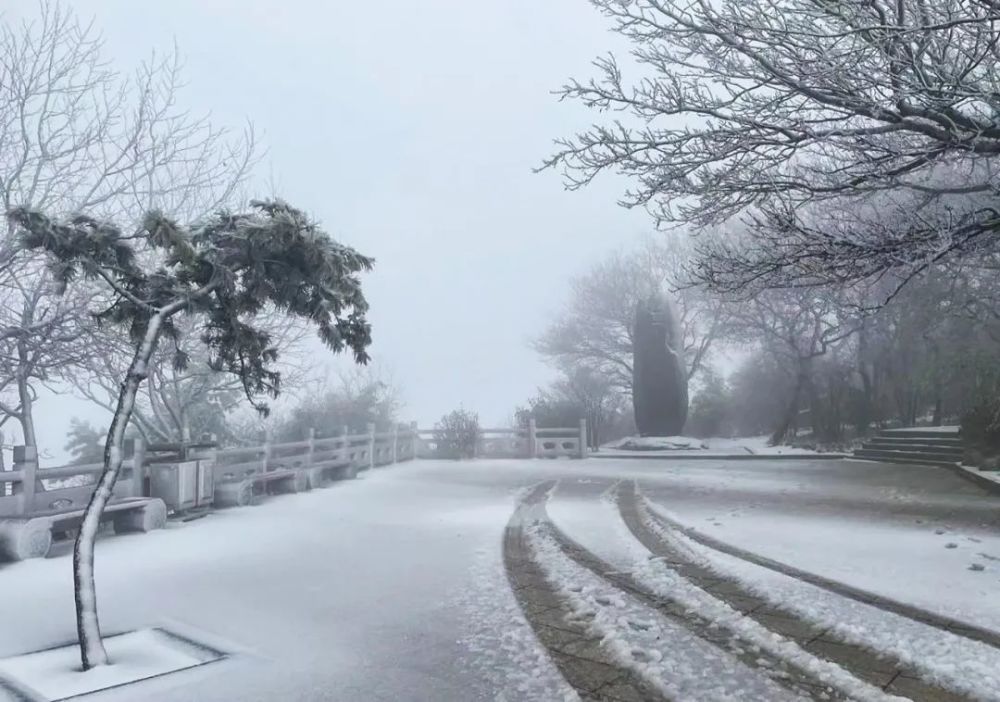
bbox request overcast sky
[9,0,653,460]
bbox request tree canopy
[544,0,1000,295]
[9,200,372,416]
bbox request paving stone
[561,636,613,663]
[803,639,899,687]
[523,601,580,634]
[508,571,551,591]
[702,578,761,598]
[591,676,661,702]
[787,678,852,701]
[717,593,766,614]
[749,611,826,641]
[886,674,967,702]
[550,651,631,693]
[516,595,561,617]
[532,623,589,651]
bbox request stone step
[870,435,963,447]
[863,441,964,456]
[879,428,960,440]
[853,449,960,466]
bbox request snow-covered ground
[888,426,961,434]
[636,502,1000,700]
[651,499,1000,628]
[605,435,825,456]
[0,463,551,702]
[636,459,1000,632]
[0,455,997,700]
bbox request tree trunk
[857,367,873,437]
[932,381,943,426]
[771,366,807,446]
[15,321,37,450]
[15,375,36,450]
[75,313,165,670]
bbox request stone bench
[0,496,167,561]
[213,461,308,508]
[303,451,356,486]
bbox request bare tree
[0,264,96,447]
[542,0,1000,294]
[727,287,852,444]
[259,364,403,443]
[0,1,257,450]
[552,366,625,449]
[535,235,724,393]
[73,312,307,444]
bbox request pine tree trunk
[75,314,165,670]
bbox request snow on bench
[211,428,384,507]
[0,446,166,561]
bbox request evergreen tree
[632,293,688,436]
[9,200,373,671]
[64,418,106,465]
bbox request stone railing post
[11,445,37,517]
[367,422,376,469]
[578,419,588,459]
[127,437,146,496]
[306,427,316,468]
[410,421,419,460]
[261,431,272,473]
[392,425,399,463]
[527,419,537,459]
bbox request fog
[6,0,647,461]
[5,2,1000,700]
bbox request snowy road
[0,457,998,701]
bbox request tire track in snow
[546,483,898,702]
[503,481,659,701]
[516,481,863,701]
[458,484,580,701]
[624,481,994,701]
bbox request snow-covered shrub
[433,408,480,459]
[64,419,105,465]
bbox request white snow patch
[887,426,960,434]
[650,496,1000,631]
[957,464,1000,485]
[614,436,710,451]
[606,435,821,456]
[640,499,1000,701]
[0,629,220,701]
